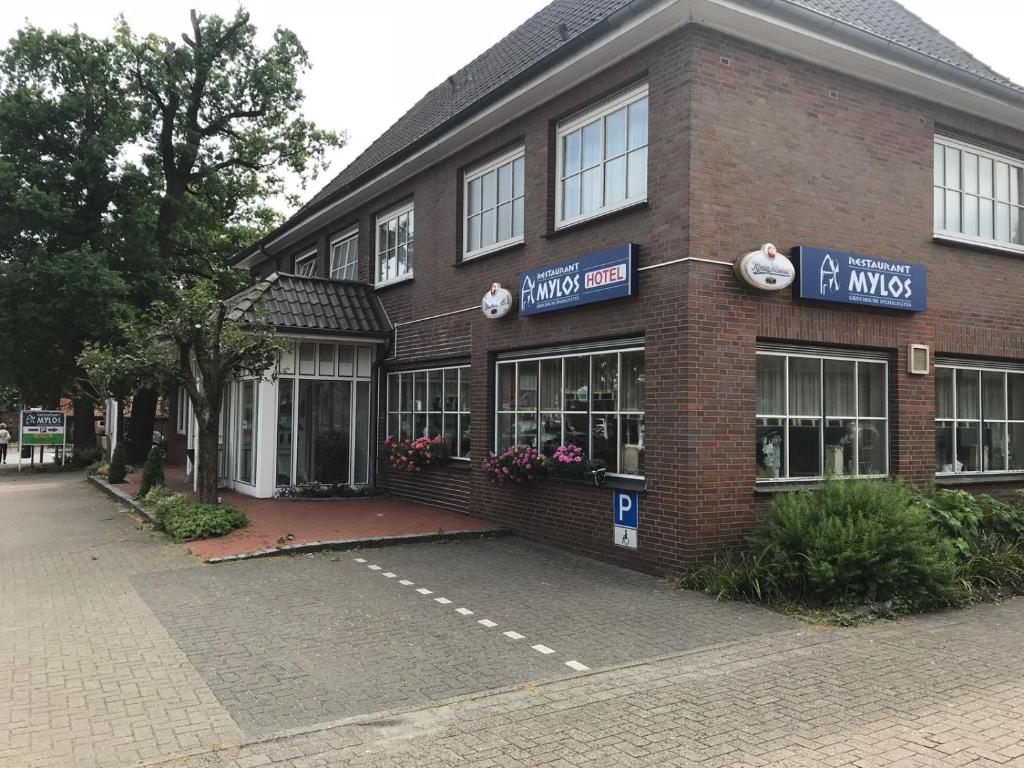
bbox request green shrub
[87,460,108,477]
[107,444,128,484]
[146,492,247,541]
[136,446,165,499]
[956,538,1024,600]
[675,549,777,603]
[72,445,104,469]
[749,479,957,611]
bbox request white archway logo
[820,253,840,294]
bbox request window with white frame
[556,83,648,228]
[176,386,188,435]
[294,250,318,276]
[934,136,1024,250]
[386,365,471,458]
[375,202,414,286]
[329,229,358,280]
[495,347,644,477]
[464,147,525,258]
[935,363,1024,475]
[756,350,888,481]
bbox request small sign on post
[612,489,638,550]
[19,410,67,471]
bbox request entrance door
[296,380,352,484]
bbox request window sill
[754,475,888,494]
[933,232,1024,257]
[455,241,525,267]
[374,274,414,291]
[605,475,646,492]
[446,459,472,471]
[935,472,1024,487]
[544,200,649,239]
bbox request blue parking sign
[613,490,638,529]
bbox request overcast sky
[2,0,1022,206]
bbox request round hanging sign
[733,243,795,291]
[482,282,513,319]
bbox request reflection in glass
[756,418,784,479]
[824,360,856,417]
[276,379,293,485]
[935,368,954,419]
[239,381,256,484]
[621,415,644,476]
[591,414,617,469]
[858,363,886,418]
[497,413,514,452]
[497,364,515,410]
[564,413,588,451]
[591,354,618,411]
[956,369,980,419]
[565,357,589,411]
[789,357,820,416]
[984,422,1007,472]
[824,419,856,475]
[982,371,1006,419]
[354,381,370,484]
[936,421,955,472]
[540,359,562,411]
[460,414,471,458]
[621,351,644,411]
[858,422,886,475]
[789,418,820,477]
[1009,423,1024,470]
[296,380,351,485]
[517,361,538,410]
[956,422,981,472]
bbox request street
[2,471,1023,767]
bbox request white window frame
[935,362,1024,476]
[329,227,359,280]
[934,135,1024,255]
[463,146,526,260]
[176,386,188,435]
[755,350,889,483]
[555,83,649,229]
[374,201,415,288]
[294,249,318,277]
[385,365,471,460]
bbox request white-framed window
[294,250,318,277]
[935,362,1024,475]
[386,365,471,459]
[329,228,359,280]
[556,83,648,228]
[176,386,188,435]
[375,201,414,286]
[464,147,525,259]
[756,350,889,481]
[495,346,645,477]
[934,135,1024,252]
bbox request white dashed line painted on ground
[399,580,414,586]
[565,660,590,672]
[503,631,525,640]
[531,644,555,655]
[367,565,382,571]
[383,572,397,578]
[477,619,498,628]
[416,588,433,595]
[434,597,452,604]
[455,607,474,616]
[353,558,366,563]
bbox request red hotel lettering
[584,264,626,289]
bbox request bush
[107,444,128,484]
[675,550,777,603]
[72,445,104,469]
[87,460,108,477]
[748,479,958,611]
[142,491,247,540]
[136,446,165,499]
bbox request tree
[82,274,282,503]
[114,8,340,456]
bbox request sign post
[612,489,639,549]
[20,410,67,471]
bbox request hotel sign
[519,243,638,317]
[796,246,927,312]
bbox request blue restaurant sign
[795,246,927,312]
[519,243,638,316]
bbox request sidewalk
[117,466,506,562]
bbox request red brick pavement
[121,466,502,562]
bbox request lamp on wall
[909,344,930,375]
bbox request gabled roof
[226,273,392,339]
[237,0,1024,264]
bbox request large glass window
[276,379,293,485]
[296,380,351,485]
[756,351,888,481]
[936,364,1024,474]
[375,202,414,286]
[495,347,644,477]
[464,147,525,259]
[238,379,257,484]
[934,136,1024,251]
[556,83,648,228]
[386,365,471,459]
[329,229,358,280]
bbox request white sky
[2,0,1022,207]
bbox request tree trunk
[72,396,97,451]
[196,426,220,504]
[126,387,158,463]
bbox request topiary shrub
[107,444,128,484]
[136,446,165,499]
[748,479,958,611]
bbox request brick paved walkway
[3,470,1024,767]
[117,467,501,561]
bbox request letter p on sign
[613,490,638,529]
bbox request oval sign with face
[734,243,795,291]
[482,282,513,318]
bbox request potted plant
[483,444,548,484]
[382,435,451,473]
[546,443,607,486]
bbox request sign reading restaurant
[519,243,638,316]
[795,246,927,312]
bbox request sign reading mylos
[796,246,927,312]
[20,410,66,446]
[518,243,638,317]
[733,243,795,291]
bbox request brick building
[216,0,1024,573]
